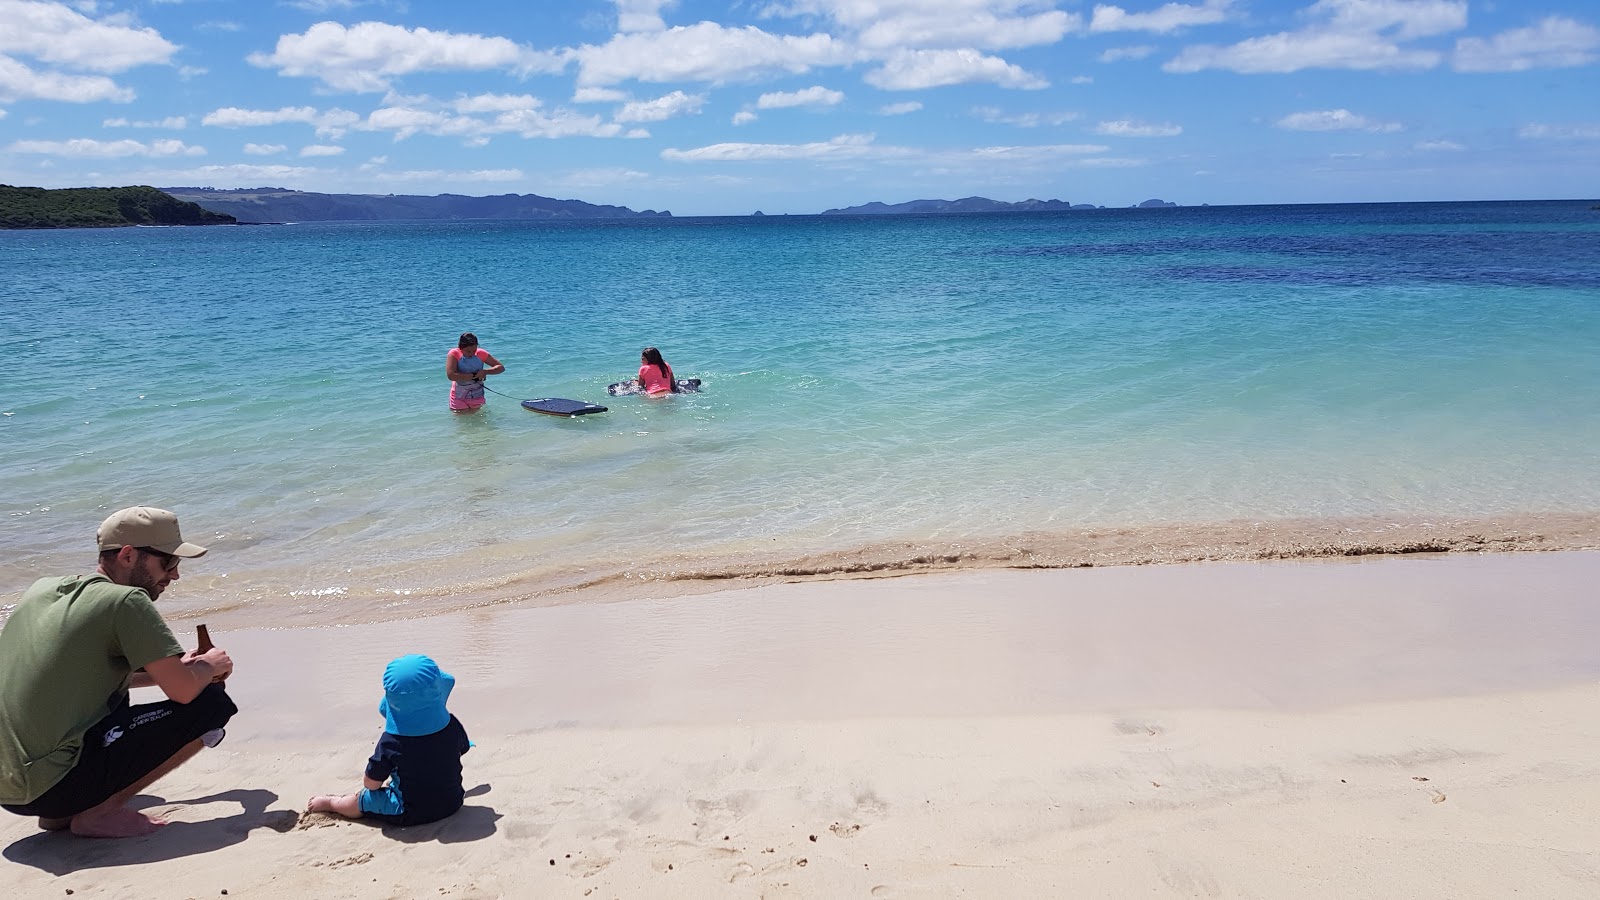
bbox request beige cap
[96,507,208,558]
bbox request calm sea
[3,201,1599,626]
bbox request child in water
[638,346,676,395]
[306,654,471,826]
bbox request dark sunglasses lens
[142,548,180,571]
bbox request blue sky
[1,0,1596,215]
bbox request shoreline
[5,553,1600,897]
[21,509,1590,631]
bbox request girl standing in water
[446,332,505,412]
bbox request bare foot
[307,794,337,813]
[38,817,71,832]
[70,806,166,838]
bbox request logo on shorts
[102,726,125,747]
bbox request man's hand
[183,646,233,683]
[147,648,233,702]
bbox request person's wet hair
[458,332,478,350]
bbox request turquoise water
[4,201,1599,624]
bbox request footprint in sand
[829,822,864,839]
[322,853,373,868]
[871,886,895,897]
[571,857,614,878]
[294,812,342,831]
[1113,718,1165,737]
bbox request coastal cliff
[0,185,236,229]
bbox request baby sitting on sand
[307,654,471,826]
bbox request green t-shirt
[0,574,184,805]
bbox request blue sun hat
[378,654,456,737]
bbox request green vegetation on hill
[0,185,237,229]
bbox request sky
[1,0,1597,216]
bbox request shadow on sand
[2,788,297,875]
[343,783,501,844]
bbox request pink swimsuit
[449,348,490,410]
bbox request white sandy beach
[4,552,1600,898]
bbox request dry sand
[4,552,1600,898]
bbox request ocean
[3,200,1598,627]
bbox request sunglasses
[137,546,183,572]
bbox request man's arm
[142,648,233,703]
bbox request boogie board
[607,378,702,396]
[522,398,608,417]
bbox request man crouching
[0,507,236,838]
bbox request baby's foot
[306,795,339,813]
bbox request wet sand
[67,509,1600,630]
[4,553,1600,897]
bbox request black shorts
[2,684,237,820]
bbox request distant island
[821,197,1102,215]
[160,187,671,223]
[3,184,1190,229]
[0,185,236,229]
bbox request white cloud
[300,144,346,157]
[973,106,1078,127]
[1100,45,1156,62]
[0,55,132,102]
[247,21,565,93]
[202,106,319,127]
[561,166,654,187]
[1454,16,1600,73]
[756,86,844,109]
[968,143,1116,160]
[865,48,1048,90]
[0,0,178,73]
[1093,119,1182,137]
[1519,123,1600,141]
[371,168,526,183]
[663,132,899,162]
[179,163,324,184]
[1276,108,1402,132]
[615,90,705,123]
[573,86,630,103]
[879,100,923,115]
[574,22,850,86]
[1165,0,1464,73]
[1413,139,1464,151]
[1167,29,1440,73]
[8,137,204,158]
[616,0,677,33]
[732,110,758,125]
[452,93,541,114]
[202,105,361,138]
[1089,0,1233,34]
[243,143,286,155]
[103,115,186,129]
[358,98,628,141]
[1314,0,1467,40]
[765,1,1081,51]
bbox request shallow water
[3,201,1598,626]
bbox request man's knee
[188,683,238,730]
